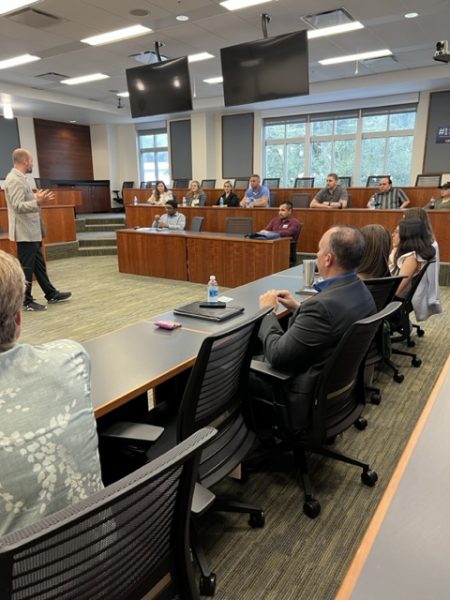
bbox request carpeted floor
[20,255,450,599]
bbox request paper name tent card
[173,301,244,322]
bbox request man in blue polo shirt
[240,174,270,207]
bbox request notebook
[173,301,244,322]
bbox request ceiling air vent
[35,72,68,83]
[6,8,64,28]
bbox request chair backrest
[0,429,216,600]
[294,177,314,188]
[363,276,405,311]
[225,217,254,234]
[140,181,146,188]
[311,302,401,443]
[263,178,280,188]
[200,179,216,188]
[177,310,269,488]
[145,180,157,189]
[366,175,390,187]
[291,193,310,208]
[415,174,442,187]
[269,191,277,205]
[402,260,435,312]
[122,181,134,190]
[346,193,351,208]
[339,176,352,187]
[190,216,204,232]
[173,179,190,188]
[234,178,249,189]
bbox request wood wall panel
[34,119,94,180]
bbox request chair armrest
[250,359,295,382]
[192,483,216,516]
[100,421,164,443]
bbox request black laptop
[173,301,244,322]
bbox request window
[138,130,169,184]
[263,105,416,187]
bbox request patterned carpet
[20,256,450,599]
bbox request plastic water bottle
[369,194,377,209]
[133,195,138,205]
[207,275,219,303]
[220,197,224,207]
[429,198,436,209]
[182,196,187,207]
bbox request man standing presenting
[366,176,410,209]
[250,225,375,432]
[4,148,71,311]
[310,173,348,208]
[240,174,270,207]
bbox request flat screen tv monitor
[126,56,193,118]
[220,30,309,107]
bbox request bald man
[4,148,71,311]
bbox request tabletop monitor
[220,29,309,107]
[126,56,193,118]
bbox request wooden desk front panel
[117,230,188,280]
[125,205,450,261]
[187,235,290,287]
[0,189,81,208]
[42,206,77,242]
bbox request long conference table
[125,204,450,262]
[117,228,290,288]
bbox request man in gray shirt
[152,199,186,230]
[366,176,410,209]
[310,173,348,208]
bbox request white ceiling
[0,0,449,125]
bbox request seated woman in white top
[147,181,173,206]
[389,218,435,297]
[186,180,207,207]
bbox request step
[85,223,126,232]
[78,237,117,247]
[78,246,118,256]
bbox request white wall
[17,117,39,176]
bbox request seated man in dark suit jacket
[250,225,376,434]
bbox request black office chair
[363,276,406,399]
[102,310,269,596]
[263,177,280,188]
[145,180,157,189]
[249,302,400,518]
[269,191,277,206]
[173,178,190,188]
[112,181,134,206]
[234,178,250,189]
[201,179,216,188]
[225,217,253,234]
[366,175,390,187]
[294,177,314,188]
[346,194,351,208]
[289,223,303,267]
[415,174,442,187]
[140,181,147,188]
[339,176,352,187]
[390,261,435,367]
[0,428,216,600]
[290,192,310,208]
[190,216,204,232]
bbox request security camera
[434,40,450,63]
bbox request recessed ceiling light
[176,15,189,21]
[0,54,40,70]
[117,91,130,97]
[188,52,214,63]
[204,76,223,84]
[404,12,418,18]
[0,0,39,16]
[220,0,271,11]
[307,21,364,39]
[69,120,77,123]
[81,25,152,46]
[61,73,110,85]
[319,49,392,65]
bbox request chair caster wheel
[393,372,404,383]
[361,469,378,487]
[199,572,217,596]
[370,392,381,405]
[407,340,415,347]
[303,498,321,519]
[417,329,425,337]
[412,358,422,367]
[354,417,367,431]
[249,511,265,528]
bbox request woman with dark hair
[403,208,442,320]
[147,181,173,206]
[389,218,435,297]
[358,224,391,279]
